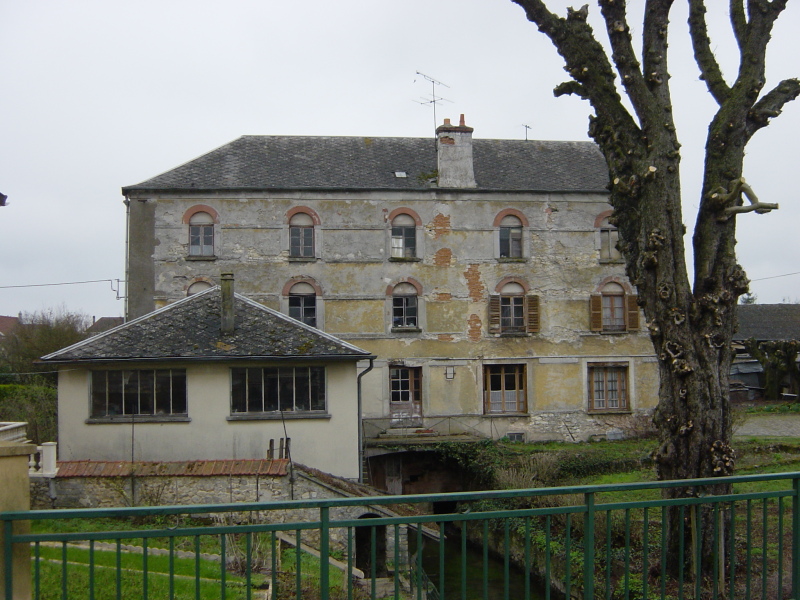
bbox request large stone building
[122,116,658,445]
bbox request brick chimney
[221,272,235,335]
[436,114,476,188]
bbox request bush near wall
[0,383,57,444]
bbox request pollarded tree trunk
[511,0,799,575]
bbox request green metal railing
[3,471,800,599]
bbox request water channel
[411,527,547,600]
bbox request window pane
[91,372,107,417]
[247,368,264,412]
[139,370,154,415]
[171,370,187,414]
[310,367,326,411]
[123,371,139,415]
[231,369,247,413]
[265,368,280,411]
[279,370,295,411]
[295,367,311,411]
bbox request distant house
[0,315,19,339]
[732,304,800,397]
[39,274,374,479]
[86,317,125,336]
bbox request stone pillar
[0,442,32,600]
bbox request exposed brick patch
[439,136,455,145]
[434,292,452,302]
[438,334,454,342]
[428,213,451,239]
[467,314,483,342]
[433,248,453,267]
[464,264,485,302]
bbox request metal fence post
[584,492,595,600]
[793,476,800,600]
[320,506,330,600]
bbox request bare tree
[510,0,799,569]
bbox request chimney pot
[459,114,465,126]
[443,118,451,125]
[221,272,235,335]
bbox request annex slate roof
[40,287,372,363]
[56,459,289,478]
[122,135,608,194]
[735,304,800,341]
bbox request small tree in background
[0,308,90,384]
[744,338,800,400]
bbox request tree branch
[709,177,779,221]
[597,0,654,127]
[688,0,731,105]
[746,78,800,139]
[730,0,747,51]
[642,0,675,109]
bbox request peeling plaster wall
[127,189,659,442]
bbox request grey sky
[1,0,798,320]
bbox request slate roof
[56,459,289,478]
[40,287,372,364]
[735,304,800,341]
[122,135,608,194]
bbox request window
[187,281,212,296]
[484,364,526,414]
[392,282,419,329]
[488,282,539,335]
[599,216,621,261]
[590,283,639,333]
[91,370,187,418]
[390,366,421,404]
[499,215,523,258]
[189,212,214,256]
[391,213,417,259]
[231,366,326,414]
[288,282,317,327]
[289,213,315,258]
[589,364,628,412]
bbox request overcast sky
[1,0,798,320]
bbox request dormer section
[436,114,476,188]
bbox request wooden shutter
[626,295,640,331]
[526,295,540,333]
[488,295,501,334]
[590,294,603,332]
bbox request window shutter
[488,295,501,334]
[626,295,640,331]
[590,295,603,332]
[526,295,540,333]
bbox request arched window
[488,280,539,335]
[590,282,639,333]
[391,213,417,259]
[289,212,315,258]
[288,281,317,327]
[598,216,621,261]
[189,211,214,256]
[391,282,419,330]
[499,214,523,258]
[187,281,212,296]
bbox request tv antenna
[522,124,532,141]
[413,71,452,133]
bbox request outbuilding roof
[735,304,800,342]
[122,135,608,194]
[40,287,372,364]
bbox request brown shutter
[590,294,603,332]
[626,295,640,331]
[526,295,540,333]
[488,295,501,334]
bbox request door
[389,366,422,427]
